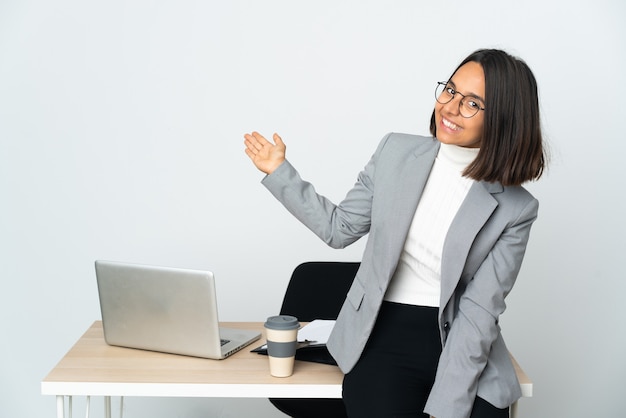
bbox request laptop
[95,260,261,359]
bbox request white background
[1,1,624,417]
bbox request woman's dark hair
[430,49,546,186]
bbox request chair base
[269,398,347,418]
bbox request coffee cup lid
[264,315,300,330]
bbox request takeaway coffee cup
[264,315,300,377]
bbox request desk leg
[510,400,518,418]
[55,395,74,418]
[56,396,65,418]
[104,396,111,418]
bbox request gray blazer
[262,133,538,418]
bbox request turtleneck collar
[437,142,480,173]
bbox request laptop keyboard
[220,339,230,346]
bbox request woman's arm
[244,132,395,249]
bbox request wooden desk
[42,321,532,418]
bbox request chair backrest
[279,261,360,322]
[270,262,357,417]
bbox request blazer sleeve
[425,196,539,418]
[260,134,392,248]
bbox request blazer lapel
[393,144,440,226]
[439,181,502,309]
[375,141,439,288]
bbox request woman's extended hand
[244,131,286,175]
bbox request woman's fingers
[243,131,286,174]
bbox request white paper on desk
[298,319,335,347]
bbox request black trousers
[342,302,509,418]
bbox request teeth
[443,118,460,130]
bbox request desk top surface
[41,321,344,398]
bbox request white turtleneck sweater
[383,142,479,307]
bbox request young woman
[244,48,546,418]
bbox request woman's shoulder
[492,183,539,219]
[384,132,436,145]
[376,132,438,154]
[500,183,537,202]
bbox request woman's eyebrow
[448,79,485,103]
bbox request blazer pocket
[346,279,365,311]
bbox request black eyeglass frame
[435,81,485,118]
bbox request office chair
[269,261,360,418]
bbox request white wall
[1,1,624,417]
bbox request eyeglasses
[435,81,485,118]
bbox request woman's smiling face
[434,61,485,148]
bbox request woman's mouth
[442,117,461,131]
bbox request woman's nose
[443,95,462,116]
